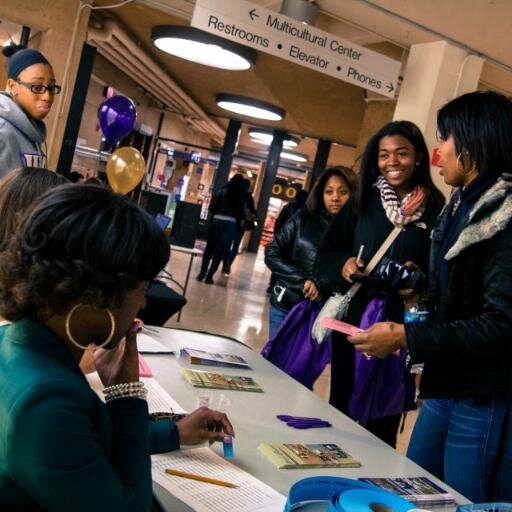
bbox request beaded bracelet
[103,381,148,403]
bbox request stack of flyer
[182,368,263,393]
[258,443,361,469]
[358,477,456,506]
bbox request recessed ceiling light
[248,127,299,148]
[216,94,285,121]
[280,150,308,162]
[251,137,299,149]
[151,26,257,71]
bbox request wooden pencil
[165,468,238,488]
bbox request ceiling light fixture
[280,150,308,162]
[248,127,299,148]
[216,94,285,121]
[151,26,257,71]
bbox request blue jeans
[223,226,244,268]
[407,397,512,502]
[268,305,288,339]
[200,219,238,278]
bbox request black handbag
[241,212,257,231]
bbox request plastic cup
[196,393,231,412]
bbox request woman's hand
[347,321,407,358]
[303,280,321,301]
[342,256,365,283]
[177,407,235,445]
[94,321,140,386]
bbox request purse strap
[345,226,403,300]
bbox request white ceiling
[2,0,511,165]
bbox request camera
[351,257,424,293]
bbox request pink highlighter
[320,317,362,336]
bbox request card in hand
[319,317,362,336]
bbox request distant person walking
[197,174,247,284]
[222,178,256,275]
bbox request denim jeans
[223,226,244,268]
[268,304,289,339]
[199,219,238,278]
[407,397,512,502]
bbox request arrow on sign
[386,82,394,93]
[249,8,259,20]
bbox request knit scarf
[376,176,427,227]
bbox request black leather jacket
[406,173,512,399]
[265,209,333,311]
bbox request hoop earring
[65,304,116,351]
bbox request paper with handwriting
[152,447,285,512]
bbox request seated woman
[0,184,234,511]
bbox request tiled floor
[164,246,417,454]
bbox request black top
[209,187,246,222]
[407,173,512,399]
[265,209,333,311]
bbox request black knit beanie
[3,44,50,79]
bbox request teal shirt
[0,320,179,511]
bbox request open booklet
[358,477,456,506]
[182,369,263,392]
[258,443,361,469]
[180,347,250,369]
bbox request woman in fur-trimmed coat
[348,91,512,503]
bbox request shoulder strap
[365,226,403,274]
[346,226,403,299]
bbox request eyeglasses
[16,79,62,95]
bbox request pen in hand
[165,468,238,488]
[356,244,365,267]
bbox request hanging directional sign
[191,0,401,97]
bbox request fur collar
[445,173,512,260]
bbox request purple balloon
[98,95,137,144]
